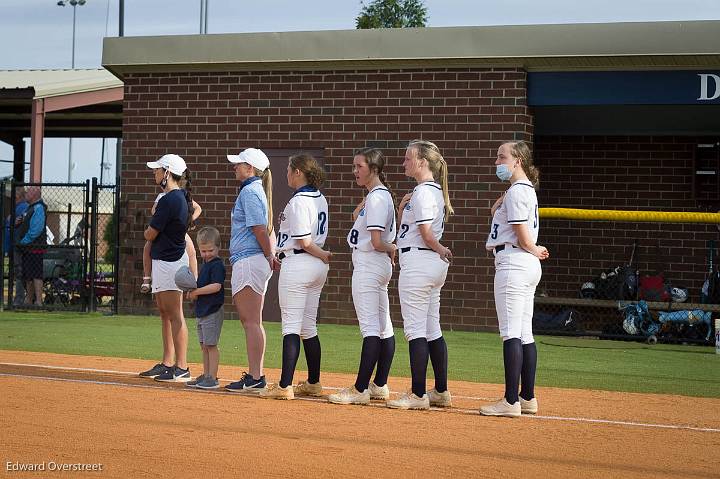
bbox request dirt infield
[1,350,718,478]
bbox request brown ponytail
[173,169,195,231]
[508,140,540,187]
[354,147,396,206]
[289,152,325,189]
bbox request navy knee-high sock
[520,342,537,401]
[302,335,322,384]
[408,338,429,397]
[428,336,448,393]
[373,336,395,387]
[503,338,523,404]
[354,336,381,392]
[279,334,300,388]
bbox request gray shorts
[197,307,224,346]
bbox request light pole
[57,0,86,182]
[199,0,209,34]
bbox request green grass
[0,311,718,398]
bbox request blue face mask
[496,164,513,181]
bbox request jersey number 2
[399,224,409,239]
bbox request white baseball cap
[227,148,270,171]
[146,154,187,176]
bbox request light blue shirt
[229,177,268,264]
[20,202,45,245]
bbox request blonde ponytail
[255,167,274,235]
[438,157,454,219]
[408,139,454,220]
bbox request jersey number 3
[490,224,499,239]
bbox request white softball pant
[398,249,449,342]
[493,247,542,344]
[352,249,394,339]
[279,253,329,339]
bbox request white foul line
[0,363,718,434]
[0,361,496,400]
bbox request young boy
[184,226,226,389]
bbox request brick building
[102,21,720,331]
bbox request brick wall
[118,67,532,331]
[535,136,716,301]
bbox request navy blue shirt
[195,256,226,318]
[149,189,188,261]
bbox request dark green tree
[356,0,428,29]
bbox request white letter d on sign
[698,74,720,101]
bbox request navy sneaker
[154,366,176,382]
[139,363,171,378]
[173,367,192,383]
[225,372,266,393]
[155,366,191,383]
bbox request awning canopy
[0,69,124,181]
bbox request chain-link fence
[0,179,119,313]
[533,222,718,345]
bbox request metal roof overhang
[0,70,124,181]
[102,20,720,76]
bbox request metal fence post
[89,178,98,312]
[8,180,16,309]
[0,181,5,312]
[81,179,91,312]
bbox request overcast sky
[2,0,720,182]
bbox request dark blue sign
[528,71,720,106]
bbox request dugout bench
[533,296,719,344]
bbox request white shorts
[398,249,449,342]
[279,253,329,339]
[231,253,272,296]
[151,252,189,294]
[352,249,394,339]
[494,247,542,344]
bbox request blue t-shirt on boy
[195,256,226,318]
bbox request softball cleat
[479,398,521,417]
[386,392,430,410]
[368,381,390,400]
[259,384,294,400]
[520,397,538,415]
[427,388,452,408]
[327,386,370,405]
[293,380,323,397]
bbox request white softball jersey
[489,179,542,344]
[486,180,539,250]
[397,181,445,250]
[396,181,449,341]
[276,188,329,254]
[347,186,396,251]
